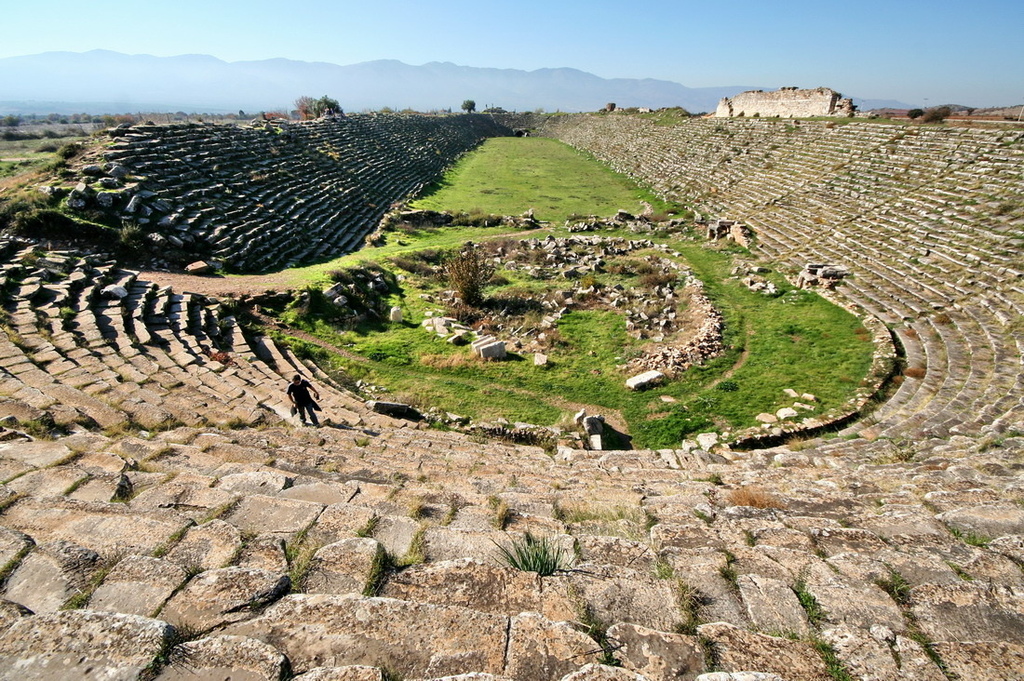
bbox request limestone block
[554,568,682,632]
[809,527,887,555]
[736,574,810,637]
[931,640,1024,681]
[0,440,73,468]
[153,634,288,681]
[236,534,288,573]
[575,535,656,572]
[382,558,572,620]
[909,582,1024,644]
[1,497,192,557]
[607,622,704,681]
[0,609,173,680]
[221,593,508,677]
[695,623,830,680]
[293,667,384,681]
[695,673,785,681]
[534,353,548,366]
[389,307,403,323]
[160,566,290,632]
[306,538,383,595]
[165,519,242,571]
[506,611,601,681]
[89,554,186,617]
[819,625,945,681]
[937,505,1024,539]
[0,599,32,636]
[372,515,422,560]
[422,526,516,564]
[281,481,360,506]
[755,413,777,424]
[775,407,798,420]
[808,581,905,632]
[625,371,664,391]
[216,470,292,495]
[559,664,649,680]
[475,340,507,360]
[989,534,1024,565]
[0,527,31,574]
[5,540,99,613]
[6,467,89,498]
[306,503,378,546]
[222,494,325,537]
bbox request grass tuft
[493,531,571,576]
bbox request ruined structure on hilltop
[716,86,856,118]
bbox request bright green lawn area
[411,137,683,222]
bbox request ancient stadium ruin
[0,109,1021,680]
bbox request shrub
[903,366,926,379]
[907,109,924,120]
[921,106,952,124]
[494,532,570,576]
[726,486,786,509]
[444,244,495,307]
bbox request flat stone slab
[0,609,173,680]
[221,593,509,677]
[89,554,186,617]
[154,634,288,681]
[607,622,705,681]
[0,441,72,468]
[305,538,382,595]
[5,540,99,614]
[625,371,665,391]
[223,494,324,536]
[4,494,192,554]
[696,622,830,681]
[161,566,290,632]
[165,519,243,571]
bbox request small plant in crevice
[792,577,826,625]
[948,526,991,548]
[810,637,856,681]
[493,531,571,576]
[674,580,706,635]
[874,567,912,607]
[718,551,739,592]
[363,543,391,596]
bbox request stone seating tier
[0,242,1022,679]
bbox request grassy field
[411,137,684,222]
[208,132,874,447]
[276,225,874,448]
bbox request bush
[907,109,924,120]
[444,244,495,307]
[921,106,951,124]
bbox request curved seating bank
[0,116,1021,679]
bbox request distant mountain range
[0,50,910,115]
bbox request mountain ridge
[0,51,909,115]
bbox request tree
[907,109,924,120]
[921,106,951,124]
[461,99,476,114]
[295,95,342,120]
[444,243,494,306]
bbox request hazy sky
[2,0,1021,106]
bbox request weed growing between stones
[355,515,380,538]
[874,567,912,606]
[674,580,706,635]
[487,495,511,530]
[363,543,390,596]
[494,531,571,576]
[810,638,855,681]
[948,526,991,548]
[792,578,826,625]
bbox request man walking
[287,374,321,426]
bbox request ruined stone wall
[716,87,855,118]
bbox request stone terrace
[65,114,509,271]
[537,115,1024,443]
[0,241,1021,679]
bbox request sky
[2,0,1021,107]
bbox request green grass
[260,138,874,449]
[494,531,571,576]
[411,137,683,222]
